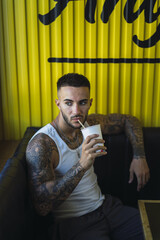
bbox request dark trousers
[52,195,144,240]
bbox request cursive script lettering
[38,0,72,25]
[38,0,160,48]
[124,0,160,47]
[85,0,120,24]
[124,0,160,23]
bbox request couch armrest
[0,127,40,240]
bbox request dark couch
[0,127,160,240]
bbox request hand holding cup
[81,124,105,152]
[78,122,107,170]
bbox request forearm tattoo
[26,133,85,216]
[88,113,145,159]
[123,115,145,158]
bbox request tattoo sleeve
[123,115,146,159]
[26,133,85,216]
[88,113,145,159]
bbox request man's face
[56,86,92,129]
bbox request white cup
[81,124,104,152]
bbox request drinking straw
[78,120,85,129]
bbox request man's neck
[53,115,80,138]
[51,116,83,148]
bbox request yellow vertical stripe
[97,0,108,114]
[74,0,85,75]
[0,99,3,140]
[0,0,10,139]
[38,0,52,125]
[85,0,97,113]
[26,0,41,126]
[62,1,74,74]
[50,0,62,119]
[108,1,121,113]
[2,0,20,139]
[152,14,160,127]
[14,0,30,137]
[130,10,144,119]
[141,7,157,126]
[152,62,160,127]
[119,0,133,114]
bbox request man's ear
[90,98,93,107]
[55,99,61,110]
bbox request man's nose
[72,104,80,114]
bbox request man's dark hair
[57,73,90,91]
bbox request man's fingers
[137,173,148,191]
[137,175,143,191]
[85,134,99,143]
[143,172,150,186]
[143,174,148,186]
[146,171,150,182]
[128,171,134,184]
[84,138,105,150]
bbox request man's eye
[66,102,72,106]
[80,101,87,105]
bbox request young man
[26,73,150,240]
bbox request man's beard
[61,110,87,129]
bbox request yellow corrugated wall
[0,0,160,140]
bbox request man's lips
[72,118,81,121]
[71,116,83,121]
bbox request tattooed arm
[87,113,150,191]
[88,113,145,157]
[26,133,85,216]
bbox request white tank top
[30,123,105,219]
